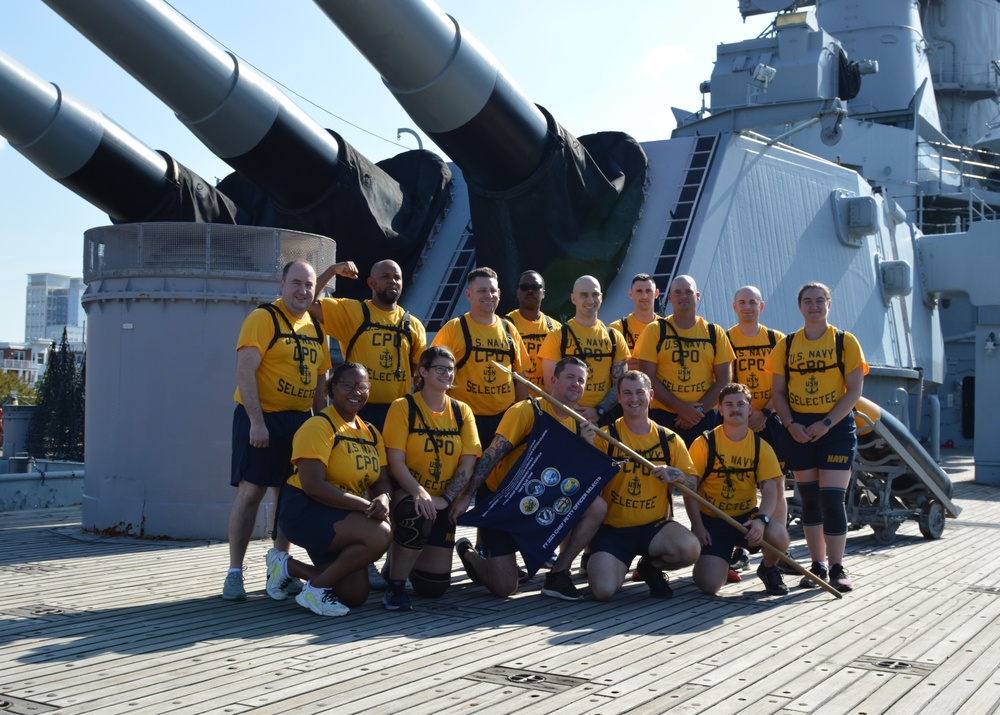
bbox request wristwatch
[761,408,773,418]
[822,417,833,427]
[597,407,606,417]
[753,514,771,525]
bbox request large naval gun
[5,0,999,539]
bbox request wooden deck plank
[1,452,998,715]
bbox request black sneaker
[776,552,799,575]
[757,564,789,595]
[729,547,750,572]
[799,561,828,589]
[636,557,673,599]
[829,563,854,592]
[455,538,481,584]
[541,569,583,601]
[382,581,412,611]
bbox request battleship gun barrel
[0,49,213,223]
[312,0,550,192]
[42,0,341,212]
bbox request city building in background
[24,273,85,343]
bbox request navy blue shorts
[758,413,788,468]
[649,408,720,447]
[277,485,348,567]
[784,412,856,472]
[590,519,669,565]
[700,511,756,560]
[230,404,310,488]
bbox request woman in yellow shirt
[382,346,482,611]
[274,362,393,617]
[768,283,868,592]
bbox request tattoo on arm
[467,436,513,494]
[442,465,469,503]
[598,360,627,412]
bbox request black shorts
[784,411,856,472]
[474,411,506,450]
[758,413,788,469]
[358,402,391,433]
[649,408,721,447]
[426,509,457,549]
[476,486,518,557]
[590,519,669,565]
[700,511,756,560]
[277,485,348,567]
[230,404,310,487]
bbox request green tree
[0,371,36,404]
[25,329,85,461]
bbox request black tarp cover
[465,108,648,319]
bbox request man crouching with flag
[449,357,617,601]
[587,371,702,601]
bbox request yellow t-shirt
[608,312,652,354]
[431,314,529,416]
[318,298,427,405]
[486,399,578,492]
[506,310,561,389]
[288,407,386,495]
[765,326,868,414]
[383,393,482,495]
[601,418,696,527]
[537,319,630,408]
[727,325,785,411]
[234,299,331,413]
[689,426,782,516]
[633,316,735,412]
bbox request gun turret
[43,0,451,296]
[0,49,240,224]
[314,0,648,313]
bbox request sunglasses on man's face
[518,283,543,291]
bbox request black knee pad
[392,495,433,550]
[820,486,848,535]
[410,569,451,598]
[797,481,822,526]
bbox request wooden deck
[2,451,999,715]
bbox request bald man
[313,258,427,431]
[633,275,734,446]
[538,275,629,424]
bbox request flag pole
[491,361,842,599]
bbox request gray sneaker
[368,563,388,591]
[222,571,246,601]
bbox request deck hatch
[849,656,936,676]
[466,666,589,692]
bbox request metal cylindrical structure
[81,223,336,539]
[44,0,342,211]
[0,50,169,222]
[314,0,550,191]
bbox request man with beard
[313,258,427,591]
[224,260,331,601]
[506,270,560,390]
[313,259,426,432]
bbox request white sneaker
[265,548,294,600]
[295,582,350,617]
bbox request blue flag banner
[460,411,620,575]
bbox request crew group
[221,258,868,616]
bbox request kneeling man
[588,370,701,601]
[685,383,790,595]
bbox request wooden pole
[491,361,843,599]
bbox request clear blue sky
[0,1,770,342]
